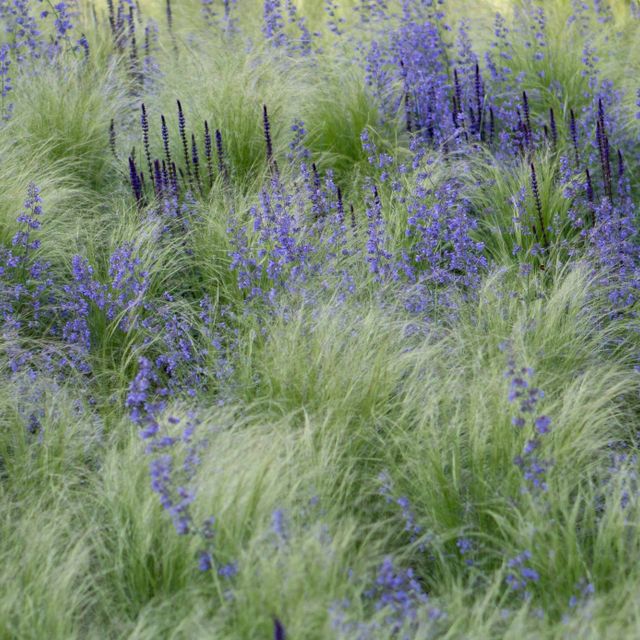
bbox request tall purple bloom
[530,162,548,249]
[548,107,557,149]
[215,129,228,184]
[263,104,274,166]
[204,120,213,185]
[273,618,286,640]
[263,0,286,47]
[129,156,144,204]
[177,100,192,181]
[140,103,153,179]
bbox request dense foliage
[1,1,640,638]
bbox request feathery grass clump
[1,1,640,638]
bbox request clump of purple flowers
[0,183,97,416]
[505,549,539,599]
[331,557,444,638]
[262,0,286,48]
[0,0,43,62]
[40,1,76,46]
[2,185,54,350]
[567,579,595,612]
[271,508,289,545]
[366,557,429,631]
[378,471,424,549]
[456,537,475,566]
[0,43,12,119]
[503,346,553,493]
[146,411,236,576]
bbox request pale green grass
[2,266,640,638]
[1,1,640,639]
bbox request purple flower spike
[534,415,551,434]
[198,550,212,572]
[273,618,286,640]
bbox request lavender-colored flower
[506,550,539,598]
[365,184,393,281]
[198,550,212,571]
[287,118,309,163]
[365,557,429,633]
[0,43,13,119]
[379,471,423,546]
[456,537,475,566]
[142,20,161,85]
[514,450,550,492]
[51,1,74,42]
[76,33,89,58]
[567,579,595,612]
[263,0,286,48]
[534,415,551,434]
[404,176,486,293]
[324,0,345,36]
[504,352,553,492]
[218,561,238,578]
[271,508,288,543]
[2,0,43,62]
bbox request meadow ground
[1,1,640,638]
